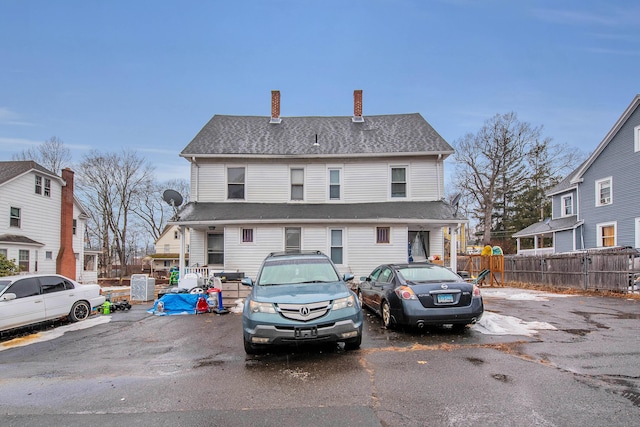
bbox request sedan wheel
[381,300,393,329]
[69,301,90,322]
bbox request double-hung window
[329,169,341,200]
[561,195,573,216]
[391,167,407,198]
[10,207,21,227]
[44,178,51,197]
[595,177,612,206]
[291,168,304,201]
[330,229,343,264]
[35,176,42,194]
[227,167,245,200]
[635,125,640,152]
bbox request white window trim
[635,217,640,249]
[389,165,409,200]
[595,177,612,207]
[561,194,573,217]
[226,165,247,201]
[290,167,305,202]
[634,125,640,152]
[327,167,342,202]
[596,221,617,248]
[376,226,391,244]
[240,227,255,245]
[329,228,345,265]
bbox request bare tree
[12,136,72,174]
[453,113,542,245]
[76,150,155,278]
[131,178,190,243]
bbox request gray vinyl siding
[578,105,640,249]
[552,189,577,219]
[554,230,575,253]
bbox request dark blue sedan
[358,263,483,330]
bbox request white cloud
[0,107,33,126]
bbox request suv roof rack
[267,250,325,258]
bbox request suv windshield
[258,258,340,286]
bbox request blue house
[513,95,640,254]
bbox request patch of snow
[0,316,112,351]
[481,288,572,301]
[472,311,557,336]
[229,299,244,314]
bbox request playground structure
[457,246,504,286]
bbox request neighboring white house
[513,94,640,255]
[0,161,98,283]
[170,90,466,279]
[150,225,190,277]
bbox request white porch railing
[516,247,555,256]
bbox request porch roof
[512,215,582,238]
[170,201,466,228]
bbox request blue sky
[1,0,638,183]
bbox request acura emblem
[441,284,448,290]
[299,306,310,316]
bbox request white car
[0,274,105,333]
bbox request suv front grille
[277,301,331,321]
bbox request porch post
[450,225,458,272]
[178,226,186,280]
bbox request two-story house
[170,90,466,279]
[0,161,97,282]
[513,94,640,254]
[150,224,190,277]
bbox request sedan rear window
[397,265,462,282]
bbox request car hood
[252,281,352,304]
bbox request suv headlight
[333,295,356,310]
[249,300,277,314]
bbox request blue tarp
[147,293,202,316]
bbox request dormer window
[635,125,640,152]
[561,194,573,217]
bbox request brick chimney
[270,90,281,123]
[56,168,76,279]
[353,89,364,122]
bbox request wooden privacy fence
[493,248,639,292]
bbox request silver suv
[241,251,363,354]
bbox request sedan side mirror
[359,276,370,282]
[0,293,17,301]
[343,273,354,282]
[241,277,254,287]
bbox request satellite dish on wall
[163,189,184,219]
[163,189,184,208]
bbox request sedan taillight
[395,286,417,300]
[473,285,481,297]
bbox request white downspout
[450,225,458,272]
[178,226,186,281]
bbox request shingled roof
[180,114,454,158]
[0,160,57,186]
[174,201,462,225]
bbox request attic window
[634,125,640,152]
